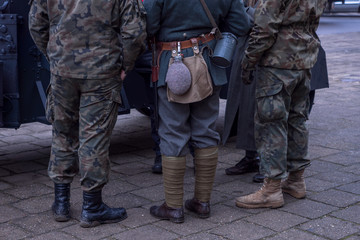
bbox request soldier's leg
[282,69,311,199]
[77,77,126,228]
[48,75,80,222]
[185,87,220,218]
[78,76,122,191]
[255,67,291,180]
[286,69,311,172]
[48,75,80,183]
[236,67,292,209]
[150,87,190,223]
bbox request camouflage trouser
[47,74,122,192]
[255,67,311,180]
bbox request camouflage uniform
[242,0,327,179]
[29,0,146,191]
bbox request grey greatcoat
[222,45,329,150]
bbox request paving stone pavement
[0,32,360,240]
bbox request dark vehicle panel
[0,1,151,129]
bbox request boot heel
[170,216,184,223]
[269,201,284,209]
[79,220,101,228]
[282,189,306,199]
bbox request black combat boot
[80,191,127,228]
[225,155,260,175]
[253,172,265,183]
[152,155,162,174]
[52,183,71,222]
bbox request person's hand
[120,70,126,81]
[241,68,254,85]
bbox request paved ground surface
[0,32,359,240]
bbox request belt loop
[199,34,206,45]
[170,42,177,57]
[191,38,199,55]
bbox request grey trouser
[255,67,311,179]
[157,87,221,156]
[47,74,122,192]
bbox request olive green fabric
[162,155,186,209]
[194,146,218,202]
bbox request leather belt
[158,33,215,51]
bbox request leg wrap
[194,146,218,202]
[162,155,186,208]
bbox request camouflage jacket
[242,0,327,70]
[29,0,147,79]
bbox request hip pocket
[256,83,285,122]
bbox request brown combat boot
[185,198,210,219]
[281,169,306,199]
[235,178,284,209]
[150,202,184,223]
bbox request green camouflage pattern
[29,0,147,78]
[242,0,327,70]
[47,75,122,192]
[255,67,311,179]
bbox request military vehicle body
[0,0,152,129]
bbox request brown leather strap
[199,0,222,39]
[199,0,217,29]
[158,34,215,51]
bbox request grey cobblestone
[265,229,328,240]
[336,181,360,195]
[244,210,308,232]
[299,216,359,239]
[308,189,360,208]
[0,223,31,240]
[330,205,360,224]
[210,220,275,240]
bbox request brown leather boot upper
[281,169,306,199]
[236,178,284,209]
[150,202,184,223]
[185,198,210,218]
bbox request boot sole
[187,211,210,219]
[225,169,258,175]
[53,210,71,222]
[235,201,284,209]
[185,208,210,219]
[80,213,128,228]
[150,213,184,223]
[282,189,306,199]
[54,215,71,222]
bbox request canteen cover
[165,56,192,95]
